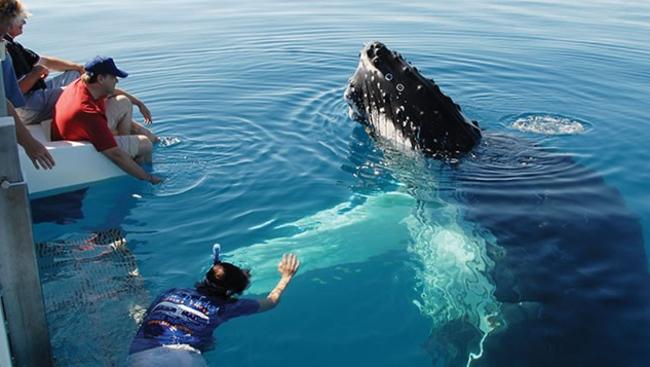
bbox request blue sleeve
[220,298,260,320]
[2,57,26,108]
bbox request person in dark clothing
[4,3,84,124]
[127,244,300,367]
[0,0,54,169]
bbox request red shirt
[51,78,117,152]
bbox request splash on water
[157,136,182,147]
[511,115,586,135]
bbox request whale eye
[396,84,405,92]
[385,73,393,81]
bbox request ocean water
[25,0,650,366]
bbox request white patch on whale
[367,108,413,151]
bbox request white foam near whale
[511,115,586,135]
[224,190,502,366]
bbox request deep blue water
[25,0,650,366]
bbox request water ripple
[26,0,650,366]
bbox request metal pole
[0,43,54,366]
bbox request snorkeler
[127,244,300,366]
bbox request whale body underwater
[221,42,649,367]
[340,42,650,366]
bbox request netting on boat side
[36,228,149,367]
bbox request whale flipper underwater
[225,188,504,366]
[344,42,650,366]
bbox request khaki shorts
[105,95,140,158]
[114,135,141,158]
[105,95,130,130]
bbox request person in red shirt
[52,56,161,184]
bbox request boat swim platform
[18,120,126,198]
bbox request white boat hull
[18,120,126,198]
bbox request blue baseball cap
[84,56,129,78]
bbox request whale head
[344,42,481,155]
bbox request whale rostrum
[345,41,481,155]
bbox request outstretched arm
[102,146,161,184]
[258,254,300,312]
[38,56,84,74]
[18,56,84,94]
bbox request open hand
[277,253,300,278]
[136,101,153,125]
[23,138,55,169]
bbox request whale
[344,42,481,155]
[342,42,650,366]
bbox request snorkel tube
[198,243,250,299]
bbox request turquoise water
[26,0,650,366]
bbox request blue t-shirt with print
[2,56,26,108]
[129,288,260,354]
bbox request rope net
[36,228,149,366]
